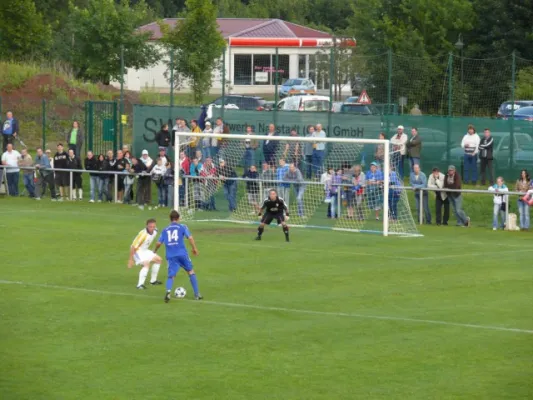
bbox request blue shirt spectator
[2,111,19,151]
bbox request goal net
[172,131,420,237]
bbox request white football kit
[131,229,158,265]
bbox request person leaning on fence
[18,148,35,198]
[218,159,237,212]
[443,165,471,227]
[96,154,109,202]
[427,167,449,226]
[374,132,386,165]
[263,124,279,167]
[163,162,174,208]
[53,143,69,201]
[123,162,136,205]
[66,120,83,156]
[351,165,366,221]
[85,151,98,203]
[406,127,422,171]
[132,156,149,209]
[390,125,408,178]
[34,147,57,200]
[66,149,83,200]
[515,169,531,231]
[243,164,261,214]
[478,128,494,186]
[410,164,431,224]
[201,121,213,159]
[151,157,167,208]
[2,111,19,151]
[489,177,509,231]
[284,163,305,217]
[243,126,259,170]
[460,124,480,185]
[365,162,384,221]
[283,128,301,167]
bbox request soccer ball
[174,287,187,298]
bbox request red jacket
[180,157,190,175]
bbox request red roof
[138,18,333,41]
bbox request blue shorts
[167,255,193,277]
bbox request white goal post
[172,130,420,237]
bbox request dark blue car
[497,100,533,118]
[512,106,533,121]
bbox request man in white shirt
[311,123,327,178]
[1,143,21,196]
[427,167,449,225]
[390,125,408,178]
[460,124,480,185]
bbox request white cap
[397,125,404,130]
[141,149,148,155]
[205,121,211,126]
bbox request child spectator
[321,167,333,217]
[515,169,531,231]
[489,177,508,231]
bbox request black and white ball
[174,287,187,298]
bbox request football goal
[171,131,420,237]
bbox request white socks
[150,263,160,283]
[78,189,83,199]
[138,267,149,287]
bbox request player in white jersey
[128,218,163,289]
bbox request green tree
[67,0,158,83]
[347,0,475,113]
[0,0,52,60]
[516,67,533,100]
[160,0,226,103]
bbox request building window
[253,54,271,85]
[272,54,290,85]
[234,54,252,85]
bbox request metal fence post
[185,177,189,208]
[69,171,73,201]
[120,45,125,150]
[387,49,392,115]
[274,48,279,127]
[328,46,334,137]
[510,51,516,170]
[42,99,46,148]
[419,189,423,225]
[114,176,118,203]
[221,49,225,121]
[446,53,453,166]
[169,49,174,120]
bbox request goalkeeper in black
[255,189,290,242]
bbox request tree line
[1,0,532,110]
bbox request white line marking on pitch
[1,280,531,335]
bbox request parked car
[277,95,330,112]
[340,103,381,115]
[441,131,533,170]
[210,95,267,111]
[279,78,316,98]
[331,102,344,113]
[511,106,533,121]
[497,100,533,118]
[345,96,359,103]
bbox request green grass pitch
[1,198,532,399]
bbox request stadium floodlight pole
[383,141,390,237]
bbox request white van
[277,95,330,112]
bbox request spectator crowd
[1,112,531,231]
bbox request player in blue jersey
[154,210,202,303]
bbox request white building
[119,18,355,95]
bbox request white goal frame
[174,131,391,236]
